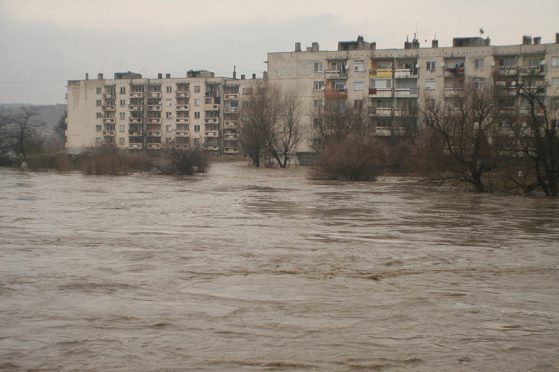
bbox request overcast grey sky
[0,0,558,104]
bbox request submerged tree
[0,107,45,167]
[422,84,502,192]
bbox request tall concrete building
[267,33,559,152]
[66,70,259,154]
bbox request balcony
[224,93,240,100]
[175,130,190,137]
[102,105,116,111]
[102,118,115,124]
[369,68,393,78]
[204,103,220,111]
[521,66,546,76]
[324,89,347,100]
[205,117,219,124]
[224,133,239,140]
[129,105,143,111]
[205,145,219,151]
[225,107,239,113]
[394,88,419,98]
[149,92,162,98]
[224,148,239,154]
[147,118,161,124]
[176,117,190,124]
[224,121,238,129]
[129,118,143,124]
[130,92,143,98]
[205,130,219,138]
[444,87,464,97]
[148,105,161,111]
[147,130,161,137]
[368,88,392,97]
[147,143,162,150]
[370,108,392,117]
[375,127,407,136]
[394,69,418,79]
[176,104,189,111]
[324,70,348,79]
[176,91,190,98]
[102,93,114,99]
[102,130,116,136]
[444,66,465,78]
[494,66,518,77]
[128,130,143,136]
[128,143,143,150]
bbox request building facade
[267,34,559,153]
[66,70,258,154]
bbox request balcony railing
[176,118,189,124]
[205,130,219,138]
[147,105,161,111]
[204,103,220,111]
[368,88,392,97]
[224,121,238,128]
[102,118,115,124]
[444,66,465,78]
[147,118,161,124]
[176,104,189,111]
[129,118,143,124]
[394,88,419,97]
[102,105,116,111]
[224,133,239,140]
[128,130,143,136]
[324,89,347,100]
[324,70,348,79]
[147,143,162,150]
[129,105,143,111]
[444,87,464,97]
[147,130,161,137]
[224,93,240,100]
[130,92,143,98]
[102,130,116,136]
[128,143,143,149]
[369,68,393,78]
[149,92,162,98]
[394,69,418,79]
[204,145,219,151]
[205,117,219,124]
[176,91,190,98]
[225,107,239,113]
[175,130,190,137]
[224,148,239,154]
[375,127,407,136]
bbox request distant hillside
[0,104,66,132]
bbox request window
[119,125,125,132]
[313,81,325,91]
[194,138,201,145]
[426,61,436,71]
[96,137,102,143]
[425,79,436,90]
[354,60,364,72]
[314,62,323,73]
[119,138,125,145]
[313,99,323,109]
[194,86,200,93]
[166,86,172,93]
[119,87,126,94]
[96,100,102,107]
[242,87,252,95]
[205,97,212,104]
[194,112,200,119]
[194,124,200,132]
[354,81,364,91]
[474,58,485,69]
[96,87,102,94]
[473,78,485,89]
[551,78,559,87]
[96,125,102,132]
[166,112,172,119]
[194,98,200,106]
[166,125,172,132]
[370,79,391,89]
[96,112,102,119]
[313,118,320,128]
[552,57,559,68]
[333,81,346,91]
[120,99,126,107]
[119,112,125,120]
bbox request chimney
[556,32,559,43]
[432,39,439,48]
[263,71,268,80]
[157,73,162,79]
[241,74,245,80]
[311,42,319,51]
[85,73,89,80]
[97,73,103,80]
[522,35,532,45]
[533,36,541,45]
[166,73,171,78]
[370,42,376,50]
[412,37,420,49]
[252,73,256,79]
[295,42,301,52]
[233,66,237,79]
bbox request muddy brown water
[0,163,558,371]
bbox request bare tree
[0,107,45,167]
[311,99,369,147]
[422,84,502,192]
[510,78,559,196]
[240,83,302,167]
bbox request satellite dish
[479,27,485,35]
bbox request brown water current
[1,162,558,371]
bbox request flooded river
[1,163,558,371]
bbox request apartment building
[66,70,258,154]
[267,33,559,153]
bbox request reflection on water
[0,163,558,371]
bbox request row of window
[96,124,209,133]
[95,86,253,95]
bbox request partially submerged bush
[80,149,156,175]
[156,147,210,175]
[311,135,384,181]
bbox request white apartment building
[66,70,258,154]
[267,33,559,155]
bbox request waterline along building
[66,33,559,158]
[66,70,258,154]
